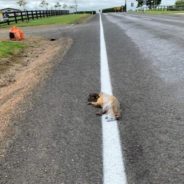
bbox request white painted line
[100,14,127,184]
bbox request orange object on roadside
[9,26,25,41]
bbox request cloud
[0,0,125,11]
[160,0,176,5]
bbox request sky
[0,0,125,11]
[160,0,176,5]
[0,0,176,11]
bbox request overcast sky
[0,0,125,11]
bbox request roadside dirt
[0,36,73,153]
[174,13,184,15]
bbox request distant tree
[17,0,27,10]
[74,0,78,12]
[69,5,75,12]
[137,0,144,7]
[68,1,78,12]
[137,0,161,8]
[114,7,122,12]
[40,0,49,9]
[175,0,184,7]
[62,4,68,10]
[54,2,62,10]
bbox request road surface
[0,13,184,184]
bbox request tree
[69,5,76,12]
[114,7,122,12]
[62,4,68,10]
[149,0,161,8]
[137,0,161,8]
[40,0,49,9]
[137,0,144,7]
[54,2,62,10]
[175,0,184,7]
[17,0,27,10]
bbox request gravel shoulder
[0,36,73,154]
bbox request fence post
[26,11,30,21]
[7,18,10,25]
[31,10,34,20]
[35,10,38,19]
[39,10,42,18]
[14,12,18,23]
[20,11,24,22]
[44,10,46,17]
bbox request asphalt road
[0,13,184,184]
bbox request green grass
[135,10,184,15]
[0,41,25,58]
[1,14,92,28]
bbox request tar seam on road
[100,14,127,184]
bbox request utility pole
[143,0,147,10]
[125,0,127,12]
[74,0,78,13]
[143,0,147,6]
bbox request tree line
[175,0,184,7]
[137,0,161,7]
[137,0,184,8]
[16,0,78,12]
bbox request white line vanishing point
[100,14,127,184]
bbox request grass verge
[0,37,73,155]
[0,14,92,28]
[0,41,26,73]
[0,41,25,58]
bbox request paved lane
[102,13,184,183]
[0,16,103,184]
[0,13,184,184]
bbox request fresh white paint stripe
[100,14,127,184]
